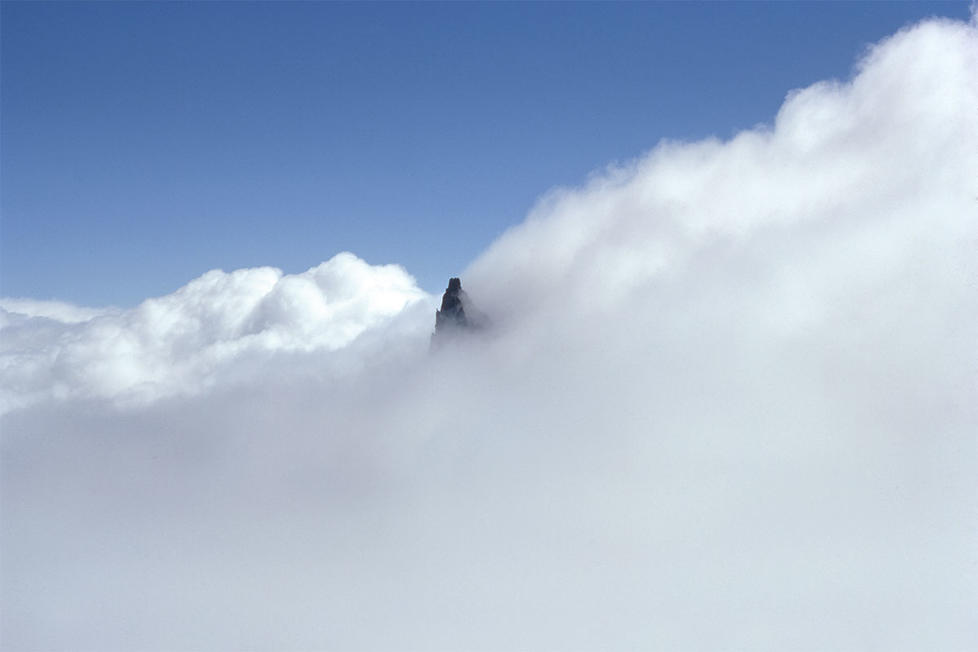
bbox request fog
[2,16,977,651]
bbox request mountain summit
[431,277,486,347]
[435,277,467,331]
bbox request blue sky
[1,1,970,306]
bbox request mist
[2,15,977,651]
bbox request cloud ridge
[0,252,431,412]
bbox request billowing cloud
[2,15,976,652]
[0,252,432,412]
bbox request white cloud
[0,298,115,324]
[2,16,976,652]
[0,252,432,412]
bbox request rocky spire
[432,277,485,347]
[435,277,467,331]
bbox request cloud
[0,298,116,324]
[2,16,977,652]
[0,252,432,413]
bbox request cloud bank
[3,16,977,651]
[0,252,432,412]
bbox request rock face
[435,277,468,331]
[432,277,483,346]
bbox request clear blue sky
[1,1,969,306]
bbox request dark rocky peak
[432,277,487,347]
[436,277,467,329]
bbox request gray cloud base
[2,16,977,651]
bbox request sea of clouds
[2,15,976,651]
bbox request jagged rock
[435,277,468,332]
[431,277,486,347]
